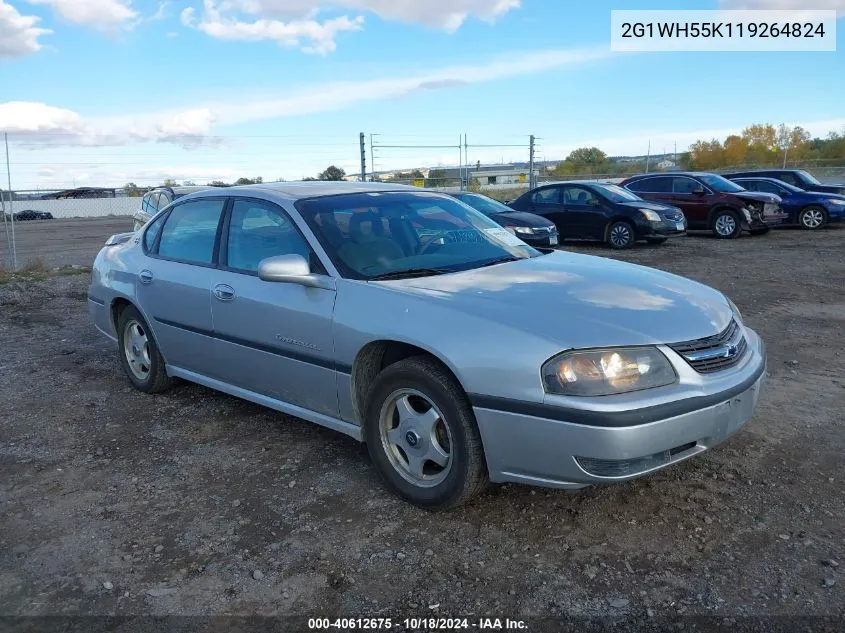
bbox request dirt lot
[1,219,843,627]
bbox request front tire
[798,206,828,230]
[117,305,172,394]
[607,221,635,249]
[363,356,488,509]
[711,210,742,239]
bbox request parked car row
[450,169,842,249]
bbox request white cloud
[718,0,845,16]
[181,2,364,54]
[181,0,519,52]
[27,0,138,30]
[0,0,52,59]
[0,101,220,149]
[0,47,612,149]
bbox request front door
[210,197,339,418]
[137,197,227,376]
[560,185,606,238]
[668,176,712,228]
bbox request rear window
[626,177,672,193]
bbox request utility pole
[464,134,468,190]
[529,135,536,190]
[645,140,651,173]
[459,135,464,191]
[359,132,367,182]
[4,132,17,270]
[369,134,375,181]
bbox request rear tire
[363,356,488,509]
[798,206,828,230]
[607,221,635,249]
[646,237,668,245]
[711,209,742,239]
[116,305,172,394]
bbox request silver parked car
[132,185,219,231]
[89,182,766,508]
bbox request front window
[454,193,513,217]
[296,192,539,280]
[697,174,744,193]
[594,184,642,202]
[795,170,821,185]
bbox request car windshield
[594,184,642,202]
[698,174,745,193]
[795,170,821,185]
[454,193,513,216]
[296,191,540,280]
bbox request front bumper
[474,327,766,489]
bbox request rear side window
[532,187,560,204]
[775,172,798,186]
[157,199,226,265]
[626,177,672,193]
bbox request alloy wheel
[609,223,632,248]
[123,319,151,381]
[801,208,824,229]
[715,214,736,237]
[379,389,452,488]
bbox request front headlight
[639,209,662,222]
[542,347,677,397]
[513,226,534,234]
[826,198,845,206]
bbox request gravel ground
[1,224,843,627]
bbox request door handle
[139,269,153,284]
[213,284,236,302]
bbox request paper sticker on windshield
[484,227,526,247]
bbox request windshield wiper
[368,267,453,281]
[475,255,525,268]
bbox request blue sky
[0,0,843,189]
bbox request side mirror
[257,254,334,290]
[691,187,706,195]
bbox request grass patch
[0,260,91,285]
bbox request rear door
[560,185,606,238]
[137,197,227,376]
[624,176,673,205]
[210,197,339,417]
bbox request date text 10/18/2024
[308,618,528,630]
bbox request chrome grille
[662,211,684,222]
[669,319,747,374]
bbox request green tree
[318,166,346,181]
[234,177,263,185]
[182,180,196,186]
[566,147,608,165]
[688,139,724,170]
[123,182,145,197]
[162,178,177,187]
[722,135,749,166]
[742,124,778,164]
[208,180,230,187]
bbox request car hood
[734,191,780,204]
[380,251,734,348]
[493,211,556,228]
[618,200,679,214]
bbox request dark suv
[508,180,686,249]
[619,172,787,239]
[721,169,845,196]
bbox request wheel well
[110,297,132,334]
[350,341,457,424]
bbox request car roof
[186,180,421,202]
[625,172,717,180]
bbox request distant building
[656,159,677,170]
[427,164,538,186]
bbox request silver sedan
[89,182,766,508]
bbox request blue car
[729,176,845,230]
